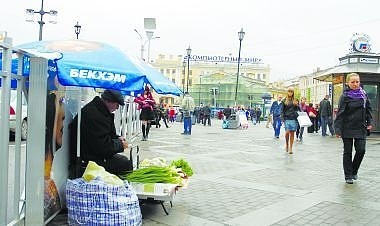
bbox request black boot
[141,125,146,141]
[146,124,151,140]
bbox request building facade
[151,54,271,107]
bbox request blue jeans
[183,117,192,134]
[321,116,329,136]
[272,116,282,137]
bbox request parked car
[0,89,28,140]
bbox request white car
[0,89,28,140]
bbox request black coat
[334,91,372,138]
[281,100,300,121]
[70,96,123,162]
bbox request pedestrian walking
[134,86,156,141]
[270,95,283,138]
[334,73,373,184]
[223,105,232,120]
[202,104,212,126]
[296,97,308,142]
[265,112,272,128]
[256,107,262,124]
[281,87,300,154]
[168,106,176,123]
[159,103,169,128]
[319,95,334,136]
[181,92,195,135]
[307,103,317,133]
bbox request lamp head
[186,46,192,56]
[74,21,81,35]
[25,9,35,22]
[48,10,58,24]
[146,31,154,40]
[238,28,245,41]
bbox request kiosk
[315,34,380,132]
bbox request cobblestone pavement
[138,119,380,226]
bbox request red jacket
[134,93,155,110]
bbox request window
[160,69,164,74]
[172,69,176,74]
[189,79,192,86]
[166,69,171,74]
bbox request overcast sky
[1,0,380,81]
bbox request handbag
[66,177,142,226]
[297,112,313,127]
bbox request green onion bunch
[120,166,181,184]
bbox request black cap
[101,89,125,106]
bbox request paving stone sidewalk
[48,119,380,226]
[139,119,380,226]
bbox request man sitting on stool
[70,89,132,176]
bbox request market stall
[1,37,182,225]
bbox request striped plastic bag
[66,177,142,226]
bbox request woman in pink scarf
[134,86,156,141]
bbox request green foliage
[171,159,193,176]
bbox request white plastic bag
[297,112,312,127]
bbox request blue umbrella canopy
[2,40,182,96]
[14,40,147,94]
[129,57,182,96]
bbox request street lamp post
[198,75,202,105]
[234,28,245,106]
[182,60,186,94]
[74,21,81,39]
[186,46,192,93]
[26,0,58,41]
[134,29,160,61]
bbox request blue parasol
[2,40,183,96]
[129,57,183,96]
[14,40,147,94]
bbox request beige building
[151,54,271,105]
[298,69,331,106]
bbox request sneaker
[345,179,354,184]
[353,175,358,180]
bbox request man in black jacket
[223,105,232,120]
[319,95,335,136]
[70,89,131,176]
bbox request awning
[314,63,380,82]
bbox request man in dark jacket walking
[70,89,131,175]
[319,95,335,136]
[270,95,283,138]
